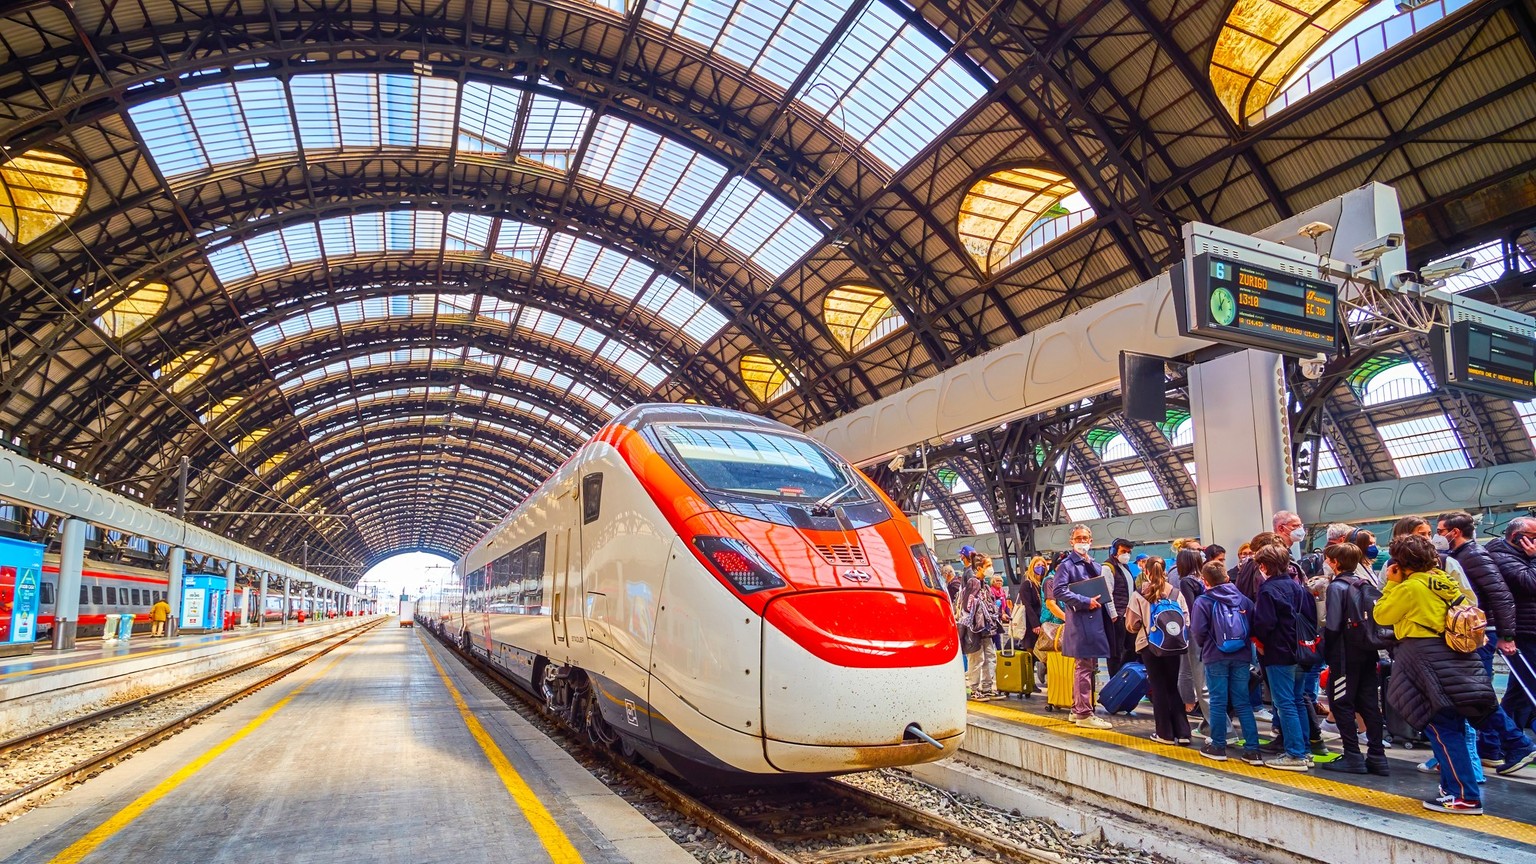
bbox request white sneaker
[1254,708,1275,722]
[1075,715,1113,730]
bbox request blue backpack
[1208,596,1250,654]
[1146,596,1188,656]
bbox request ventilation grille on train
[814,544,868,565]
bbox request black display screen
[1183,252,1339,356]
[1450,319,1536,400]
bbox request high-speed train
[420,404,965,780]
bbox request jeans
[1266,664,1308,759]
[1206,657,1258,750]
[1074,656,1099,719]
[1301,664,1323,740]
[966,642,997,692]
[1474,632,1534,758]
[1425,709,1481,803]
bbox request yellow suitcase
[995,641,1035,697]
[1044,651,1084,712]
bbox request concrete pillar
[1189,349,1298,553]
[224,561,238,630]
[282,577,291,624]
[167,546,186,638]
[51,517,86,650]
[257,573,269,627]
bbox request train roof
[612,404,791,435]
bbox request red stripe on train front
[762,589,958,668]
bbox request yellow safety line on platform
[45,639,356,864]
[0,629,272,681]
[967,700,1536,844]
[420,632,584,864]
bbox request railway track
[0,619,379,821]
[429,626,1070,864]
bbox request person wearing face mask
[1450,512,1536,776]
[1019,555,1048,656]
[1101,539,1139,677]
[1052,525,1114,729]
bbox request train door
[551,526,573,647]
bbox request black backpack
[1344,577,1396,651]
[1295,608,1323,667]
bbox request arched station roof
[1,0,1532,576]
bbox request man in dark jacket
[1251,544,1316,771]
[1485,518,1536,750]
[1052,525,1113,729]
[1440,512,1535,775]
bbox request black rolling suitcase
[1378,658,1428,749]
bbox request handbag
[1033,620,1063,660]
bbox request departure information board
[1180,252,1340,356]
[1444,319,1536,400]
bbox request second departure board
[1183,252,1340,356]
[1445,319,1536,400]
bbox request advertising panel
[0,536,44,644]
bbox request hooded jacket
[1252,571,1316,667]
[1447,539,1514,636]
[1485,537,1536,639]
[1376,569,1496,729]
[1190,583,1254,665]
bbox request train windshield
[658,426,870,504]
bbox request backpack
[1146,595,1188,656]
[1444,594,1487,653]
[1294,608,1323,667]
[1208,596,1251,654]
[963,592,999,635]
[1344,577,1396,651]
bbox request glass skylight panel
[698,177,821,275]
[1314,440,1347,488]
[598,343,669,390]
[1361,363,1432,406]
[640,0,982,172]
[1377,414,1469,477]
[458,81,525,152]
[1183,461,1198,488]
[446,213,494,251]
[1114,470,1167,514]
[1098,433,1138,463]
[959,500,994,535]
[1517,400,1536,444]
[519,95,591,169]
[1439,239,1514,294]
[924,509,952,540]
[1061,481,1100,521]
[580,116,729,219]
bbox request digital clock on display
[1177,252,1340,357]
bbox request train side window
[106,587,117,604]
[41,583,54,605]
[132,589,142,605]
[524,534,546,612]
[80,585,89,604]
[582,473,603,524]
[92,586,104,604]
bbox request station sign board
[0,536,43,644]
[1431,317,1536,401]
[1176,252,1340,357]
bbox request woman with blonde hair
[1127,557,1192,744]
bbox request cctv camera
[1420,255,1476,283]
[1299,352,1328,380]
[1388,270,1420,291]
[1351,233,1405,266]
[887,454,906,472]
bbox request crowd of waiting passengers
[945,509,1536,817]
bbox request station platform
[0,618,375,740]
[954,690,1536,864]
[0,625,690,864]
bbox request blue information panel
[181,573,226,630]
[1177,252,1340,357]
[0,536,44,644]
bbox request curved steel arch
[91,319,632,485]
[163,366,604,508]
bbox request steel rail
[0,620,380,817]
[427,625,1058,864]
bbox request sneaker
[1321,753,1368,774]
[1176,738,1192,746]
[1422,796,1483,815]
[1191,723,1209,740]
[1496,749,1536,776]
[1480,755,1505,768]
[1265,755,1312,772]
[1075,715,1113,730]
[1150,733,1176,745]
[1199,743,1229,761]
[1416,760,1438,775]
[1254,708,1275,722]
[1365,755,1391,776]
[1241,749,1264,765]
[1309,738,1329,756]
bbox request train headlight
[692,536,787,593]
[911,543,942,591]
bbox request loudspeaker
[1119,351,1167,423]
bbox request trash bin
[102,613,121,642]
[118,612,134,642]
